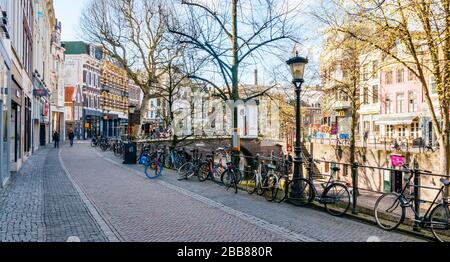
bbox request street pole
[294,80,304,181]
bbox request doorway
[40,124,46,146]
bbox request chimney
[254,69,258,86]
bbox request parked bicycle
[374,167,450,242]
[177,149,203,181]
[390,138,408,151]
[113,140,125,157]
[246,154,283,202]
[219,148,242,194]
[91,136,100,147]
[138,147,164,179]
[166,147,188,170]
[197,148,228,184]
[284,162,351,216]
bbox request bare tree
[80,0,183,134]
[320,30,378,165]
[169,0,303,147]
[315,0,450,179]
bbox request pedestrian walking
[68,130,75,147]
[53,131,60,148]
[363,129,369,147]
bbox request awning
[375,115,419,125]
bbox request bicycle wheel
[274,175,288,203]
[323,183,351,216]
[262,174,277,202]
[198,162,210,182]
[246,172,258,195]
[286,178,313,206]
[374,193,405,230]
[221,170,232,188]
[221,170,238,193]
[114,146,121,157]
[145,160,163,179]
[429,204,450,242]
[178,162,193,176]
[211,167,223,183]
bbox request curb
[58,148,122,242]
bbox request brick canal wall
[305,142,441,202]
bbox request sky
[54,0,90,41]
[53,0,323,90]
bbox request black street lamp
[128,104,136,140]
[287,52,308,181]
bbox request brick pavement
[0,146,108,242]
[61,143,424,242]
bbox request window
[396,93,404,113]
[408,69,415,81]
[387,125,394,137]
[410,122,419,138]
[408,91,417,113]
[372,85,379,103]
[431,76,437,94]
[386,96,393,114]
[363,86,369,104]
[398,126,406,138]
[363,64,369,81]
[385,71,393,85]
[396,68,404,83]
[372,61,379,78]
[83,71,87,84]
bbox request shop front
[0,48,10,187]
[10,75,23,172]
[83,109,102,139]
[102,113,119,138]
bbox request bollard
[351,163,358,214]
[413,169,421,232]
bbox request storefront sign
[390,154,405,168]
[33,88,49,97]
[337,110,346,117]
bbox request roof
[63,41,90,55]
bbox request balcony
[359,103,381,115]
[332,100,351,110]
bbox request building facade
[10,0,34,172]
[100,60,129,138]
[49,19,65,142]
[0,0,11,187]
[63,41,102,139]
[358,50,381,143]
[376,55,424,142]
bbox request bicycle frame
[391,173,447,227]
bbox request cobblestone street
[0,142,425,242]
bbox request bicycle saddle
[440,178,450,187]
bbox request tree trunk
[139,92,152,138]
[231,0,240,166]
[438,132,450,196]
[169,100,178,147]
[350,107,357,164]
